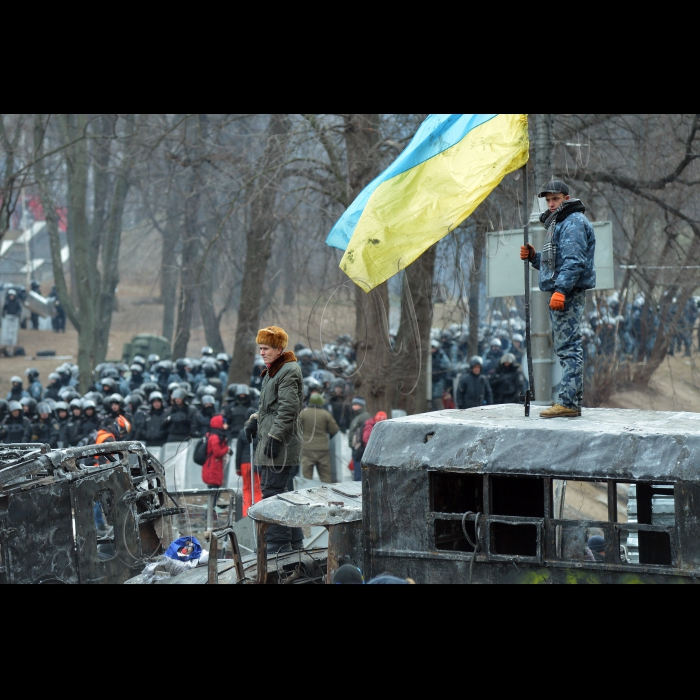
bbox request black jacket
[456,371,493,409]
[490,364,525,405]
[164,404,198,443]
[225,400,255,439]
[329,394,352,432]
[3,297,21,316]
[24,417,59,448]
[79,413,101,444]
[235,427,251,474]
[139,407,168,446]
[1,414,30,444]
[193,406,216,437]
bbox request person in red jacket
[201,414,229,488]
[361,411,388,453]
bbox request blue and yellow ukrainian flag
[326,114,529,291]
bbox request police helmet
[167,382,181,394]
[512,333,524,343]
[489,338,502,349]
[216,352,230,363]
[201,361,217,377]
[500,353,516,365]
[69,398,83,411]
[48,372,61,383]
[201,346,214,357]
[101,366,119,380]
[25,368,39,381]
[171,388,187,401]
[132,354,146,366]
[82,399,96,411]
[125,394,142,411]
[0,399,8,415]
[130,363,144,374]
[44,398,56,411]
[37,402,52,416]
[226,383,238,399]
[116,363,129,374]
[10,376,22,385]
[237,384,250,396]
[55,401,69,412]
[296,347,314,359]
[469,356,483,368]
[59,387,80,402]
[141,381,158,395]
[175,358,189,372]
[20,396,35,409]
[147,353,160,364]
[8,400,22,413]
[107,393,125,409]
[7,288,16,296]
[201,394,215,407]
[101,377,117,392]
[149,391,164,404]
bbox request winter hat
[332,564,364,584]
[309,394,325,406]
[588,535,605,553]
[256,326,288,349]
[210,414,225,430]
[375,411,388,421]
[351,397,366,406]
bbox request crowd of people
[429,291,700,410]
[0,341,382,489]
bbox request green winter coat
[300,405,339,452]
[254,351,303,467]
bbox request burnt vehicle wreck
[128,480,363,584]
[0,441,182,584]
[361,405,700,584]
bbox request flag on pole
[326,114,529,291]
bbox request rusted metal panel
[2,480,78,584]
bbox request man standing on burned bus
[521,180,595,418]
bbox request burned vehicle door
[71,465,141,584]
[0,442,181,584]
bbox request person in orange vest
[95,415,132,445]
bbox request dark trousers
[353,459,362,482]
[258,465,304,552]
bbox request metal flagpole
[523,163,535,416]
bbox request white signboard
[486,221,614,298]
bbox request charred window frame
[544,480,677,568]
[430,472,545,563]
[430,473,678,569]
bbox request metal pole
[522,164,534,417]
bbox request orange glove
[520,244,536,261]
[549,292,566,311]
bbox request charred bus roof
[364,405,700,483]
[362,406,700,584]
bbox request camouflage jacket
[532,209,596,295]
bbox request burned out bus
[360,405,700,584]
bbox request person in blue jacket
[521,180,596,418]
